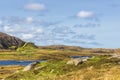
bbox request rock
[50,69,54,73]
[67,59,74,65]
[108,54,120,59]
[82,58,88,62]
[23,62,39,71]
[67,57,90,66]
[67,58,83,66]
[34,66,45,70]
[118,62,120,64]
[0,32,25,49]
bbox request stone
[109,54,120,59]
[67,58,83,66]
[34,66,45,70]
[82,58,88,62]
[23,62,39,71]
[50,69,54,73]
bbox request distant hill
[0,32,25,49]
[39,45,84,51]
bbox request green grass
[0,45,120,80]
[5,55,120,80]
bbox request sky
[0,0,120,48]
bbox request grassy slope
[5,55,120,80]
[0,44,120,80]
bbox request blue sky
[0,0,120,48]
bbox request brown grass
[0,65,23,79]
[57,65,120,80]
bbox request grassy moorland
[4,55,120,80]
[0,43,120,80]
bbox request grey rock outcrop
[67,58,83,66]
[23,62,39,71]
[108,54,120,59]
[0,32,25,49]
[67,56,91,66]
[118,62,120,64]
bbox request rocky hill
[0,32,25,49]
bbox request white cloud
[36,28,43,33]
[24,3,45,11]
[77,11,94,18]
[2,24,44,41]
[26,17,33,23]
[4,25,13,32]
[22,34,34,40]
[3,24,23,33]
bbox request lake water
[0,60,43,66]
[70,56,93,59]
[0,56,93,66]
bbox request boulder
[67,58,83,66]
[118,62,120,64]
[23,62,39,71]
[82,58,88,62]
[109,54,120,59]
